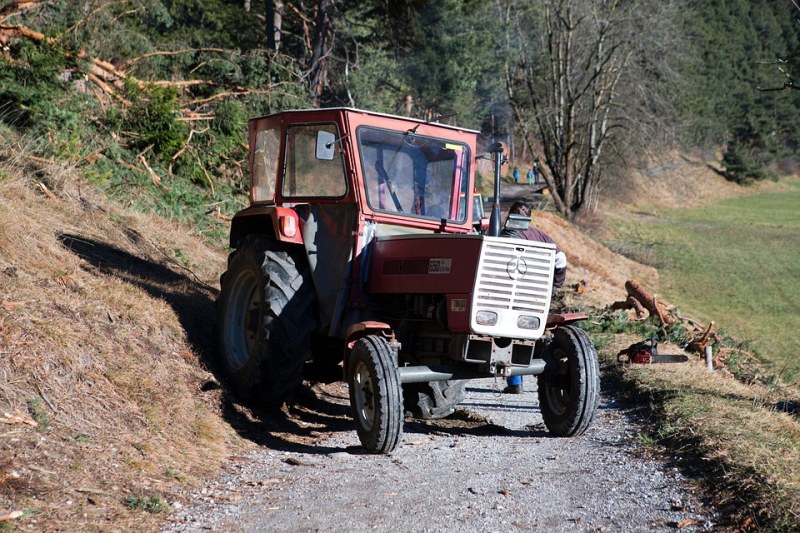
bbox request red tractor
[216,108,599,453]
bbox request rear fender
[230,205,304,248]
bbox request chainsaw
[616,338,689,364]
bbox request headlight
[517,315,540,330]
[475,310,498,326]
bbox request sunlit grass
[602,180,800,529]
[614,358,800,531]
[614,181,800,383]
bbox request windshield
[357,127,470,223]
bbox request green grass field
[616,181,800,383]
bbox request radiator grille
[471,237,555,338]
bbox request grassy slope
[643,181,800,381]
[603,161,800,531]
[0,145,246,531]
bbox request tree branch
[120,48,232,70]
[0,1,41,23]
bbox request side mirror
[315,130,336,160]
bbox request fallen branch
[121,47,231,69]
[0,23,48,42]
[199,160,215,195]
[210,207,232,222]
[75,487,112,496]
[137,146,163,188]
[37,386,58,413]
[0,511,23,522]
[0,1,41,23]
[687,321,718,354]
[37,182,60,203]
[116,158,148,176]
[23,154,54,166]
[624,279,674,326]
[168,127,208,176]
[186,88,272,107]
[0,411,37,427]
[86,72,130,105]
[151,79,215,88]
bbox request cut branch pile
[0,14,263,114]
[610,279,719,356]
[610,279,674,325]
[608,280,778,384]
[0,9,260,195]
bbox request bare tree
[503,0,678,220]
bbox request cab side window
[251,128,280,203]
[283,124,347,198]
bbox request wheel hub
[353,362,375,431]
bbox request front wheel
[348,335,403,454]
[538,325,600,437]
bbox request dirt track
[164,372,716,532]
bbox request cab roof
[249,107,481,135]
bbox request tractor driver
[501,201,568,394]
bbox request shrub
[722,140,777,184]
[124,493,165,514]
[122,83,187,161]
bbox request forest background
[2,0,800,229]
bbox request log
[625,279,674,326]
[609,296,648,319]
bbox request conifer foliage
[0,0,798,227]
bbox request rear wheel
[216,235,317,406]
[348,335,403,454]
[538,325,600,437]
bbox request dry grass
[605,338,800,530]
[534,211,658,307]
[597,156,800,530]
[0,138,246,531]
[603,149,791,211]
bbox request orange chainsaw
[617,338,689,364]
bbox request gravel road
[164,369,716,532]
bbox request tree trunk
[265,0,284,51]
[308,0,334,108]
[503,0,676,220]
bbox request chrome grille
[471,236,555,338]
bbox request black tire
[216,235,317,406]
[537,325,600,437]
[348,335,403,454]
[403,380,468,419]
